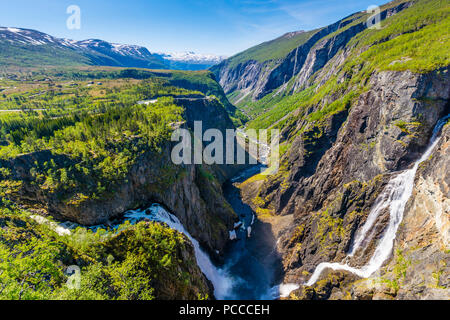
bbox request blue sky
[0,0,386,56]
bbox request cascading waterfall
[123,205,234,299]
[269,283,304,299]
[305,114,450,287]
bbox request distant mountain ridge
[0,26,225,70]
[162,51,227,71]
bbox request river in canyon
[220,164,284,300]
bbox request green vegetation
[0,67,246,126]
[0,68,243,203]
[0,79,185,202]
[0,67,238,300]
[166,70,247,124]
[240,87,316,129]
[314,209,346,256]
[0,0,448,301]
[218,29,318,69]
[376,249,412,295]
[431,260,447,289]
[308,91,357,122]
[317,0,411,44]
[394,120,423,138]
[241,0,449,141]
[0,203,208,300]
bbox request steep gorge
[1,0,448,301]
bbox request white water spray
[305,114,450,287]
[124,205,233,299]
[269,283,302,299]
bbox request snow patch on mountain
[163,51,226,64]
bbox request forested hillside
[0,67,242,299]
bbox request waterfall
[305,114,450,287]
[292,46,299,79]
[269,283,302,299]
[123,205,233,299]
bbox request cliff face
[276,68,448,294]
[243,69,449,297]
[229,0,449,300]
[277,70,449,219]
[211,1,411,103]
[351,125,450,300]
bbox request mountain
[0,27,224,70]
[74,38,168,69]
[163,51,227,71]
[214,0,450,300]
[0,0,449,302]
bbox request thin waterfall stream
[304,114,450,287]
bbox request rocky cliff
[211,1,411,104]
[350,124,450,300]
[1,95,243,256]
[230,0,450,300]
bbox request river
[220,164,284,300]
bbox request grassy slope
[0,40,167,70]
[0,43,93,68]
[0,67,243,199]
[224,29,318,69]
[244,0,449,133]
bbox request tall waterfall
[124,205,233,299]
[305,114,450,287]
